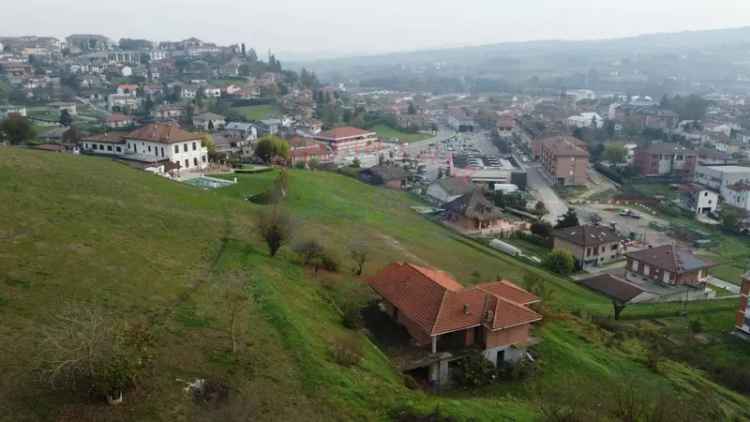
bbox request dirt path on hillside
[376,233,428,265]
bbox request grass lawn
[3,149,750,420]
[232,104,280,121]
[371,124,433,143]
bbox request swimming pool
[184,176,236,189]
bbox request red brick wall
[484,324,530,349]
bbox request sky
[3,0,750,60]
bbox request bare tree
[294,239,326,275]
[258,207,292,257]
[349,240,369,276]
[36,304,114,392]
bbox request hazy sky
[3,0,750,59]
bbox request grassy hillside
[371,124,433,143]
[1,148,749,421]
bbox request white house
[193,112,226,131]
[566,112,604,129]
[224,122,258,142]
[679,184,719,216]
[723,181,750,212]
[203,87,222,98]
[81,123,208,174]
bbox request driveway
[526,165,568,224]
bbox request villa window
[192,142,197,151]
[183,144,188,152]
[116,147,121,153]
[184,159,189,168]
[174,145,179,154]
[193,158,198,167]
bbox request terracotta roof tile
[316,126,375,141]
[127,123,199,144]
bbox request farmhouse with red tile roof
[367,262,541,386]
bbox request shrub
[543,249,576,275]
[530,221,553,238]
[453,352,497,388]
[330,337,363,367]
[342,306,364,330]
[689,319,703,334]
[321,253,339,273]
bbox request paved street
[526,164,568,224]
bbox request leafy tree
[247,48,258,63]
[294,239,327,275]
[555,208,580,229]
[720,206,746,234]
[258,207,292,257]
[530,221,553,238]
[199,133,216,160]
[0,115,35,145]
[603,144,627,163]
[349,240,369,276]
[59,109,73,127]
[62,127,82,145]
[254,135,290,163]
[544,250,576,275]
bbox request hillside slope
[1,148,749,421]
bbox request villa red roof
[127,123,199,144]
[106,112,132,122]
[367,263,541,337]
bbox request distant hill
[299,26,750,95]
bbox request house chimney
[463,304,470,315]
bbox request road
[526,164,568,224]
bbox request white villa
[81,123,208,176]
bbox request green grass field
[2,148,750,421]
[371,124,433,143]
[231,104,280,121]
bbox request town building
[0,105,27,118]
[552,225,624,269]
[287,136,332,165]
[193,112,226,131]
[81,123,208,174]
[442,190,525,236]
[104,113,134,129]
[358,165,408,190]
[735,273,750,336]
[634,144,697,177]
[695,165,750,191]
[677,184,719,216]
[314,126,379,155]
[151,104,183,121]
[625,245,715,287]
[224,122,258,142]
[367,262,542,387]
[538,136,589,186]
[426,177,476,204]
[566,112,604,129]
[723,181,750,212]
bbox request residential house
[151,104,183,121]
[625,245,716,287]
[538,136,589,186]
[224,122,258,142]
[736,273,750,336]
[695,165,750,209]
[193,112,226,131]
[105,113,134,129]
[442,190,525,236]
[202,86,222,98]
[367,262,542,387]
[257,119,282,136]
[358,165,408,190]
[552,225,624,269]
[426,177,476,204]
[81,123,208,173]
[634,144,697,177]
[566,112,603,129]
[723,181,750,212]
[107,93,140,112]
[287,136,332,165]
[314,126,379,155]
[0,105,26,118]
[677,184,719,215]
[48,101,77,116]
